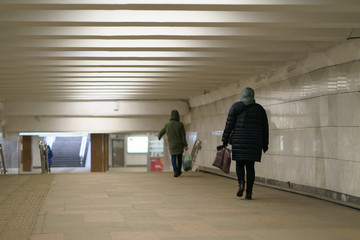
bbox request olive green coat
[158,110,188,155]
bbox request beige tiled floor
[1,172,360,240]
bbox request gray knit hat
[241,87,255,105]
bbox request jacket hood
[241,87,256,105]
[170,110,180,121]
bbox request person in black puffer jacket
[222,87,269,200]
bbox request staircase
[51,136,85,167]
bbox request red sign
[150,158,163,172]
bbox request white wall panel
[4,100,189,117]
[5,116,168,133]
[189,42,360,199]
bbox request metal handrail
[190,139,201,168]
[79,135,87,160]
[0,143,7,175]
[39,141,50,174]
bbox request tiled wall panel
[189,60,360,198]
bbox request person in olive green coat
[158,110,188,177]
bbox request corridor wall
[188,40,360,205]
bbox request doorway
[112,139,125,167]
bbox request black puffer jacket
[222,101,269,162]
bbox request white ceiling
[1,0,360,102]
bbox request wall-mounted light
[113,102,119,111]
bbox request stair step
[50,136,88,168]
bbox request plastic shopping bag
[183,151,192,171]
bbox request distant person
[158,110,188,177]
[44,145,53,173]
[222,87,269,200]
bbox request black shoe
[174,173,179,177]
[177,171,182,177]
[245,192,252,200]
[236,181,245,197]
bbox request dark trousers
[236,160,255,193]
[171,154,183,174]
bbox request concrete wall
[125,152,148,166]
[2,100,190,134]
[188,40,360,202]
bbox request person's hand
[184,146,189,151]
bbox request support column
[91,134,109,172]
[104,134,109,171]
[22,136,32,171]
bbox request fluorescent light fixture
[20,51,197,58]
[19,132,87,137]
[33,0,259,4]
[22,60,209,66]
[2,10,243,23]
[38,72,181,77]
[10,39,225,48]
[23,26,245,36]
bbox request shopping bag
[212,145,231,173]
[183,151,192,171]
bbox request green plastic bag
[183,151,192,171]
